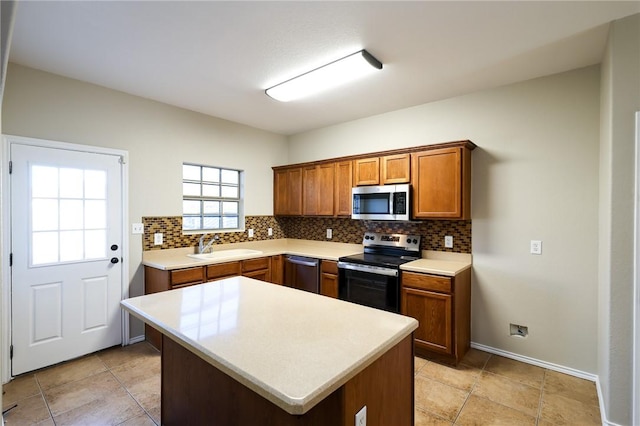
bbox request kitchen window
[182,163,243,231]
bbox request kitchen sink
[187,249,263,261]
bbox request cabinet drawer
[171,267,204,286]
[207,262,241,280]
[242,257,270,273]
[402,272,452,293]
[321,260,338,274]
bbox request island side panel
[161,335,343,425]
[342,334,414,426]
[161,333,414,425]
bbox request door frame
[634,111,640,426]
[1,134,130,382]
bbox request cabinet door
[274,167,302,215]
[381,154,410,184]
[317,163,335,216]
[302,165,318,215]
[334,161,353,216]
[402,287,453,355]
[243,269,270,282]
[320,260,339,298]
[412,147,469,219]
[354,157,380,186]
[270,255,284,285]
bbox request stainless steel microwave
[352,184,411,221]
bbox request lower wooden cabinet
[320,260,339,298]
[401,269,471,365]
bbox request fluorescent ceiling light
[265,49,383,102]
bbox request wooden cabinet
[401,268,471,365]
[242,257,271,282]
[411,146,472,219]
[206,262,241,281]
[381,154,410,184]
[303,163,335,216]
[320,260,339,298]
[271,255,284,285]
[353,157,380,186]
[334,161,353,216]
[354,154,410,186]
[274,167,302,216]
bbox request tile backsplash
[143,216,471,253]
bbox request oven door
[337,262,400,313]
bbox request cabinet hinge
[9,160,12,174]
[10,345,13,360]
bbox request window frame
[182,162,244,233]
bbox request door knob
[110,257,120,264]
[110,244,118,251]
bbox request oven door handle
[337,262,398,277]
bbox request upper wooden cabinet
[353,157,380,186]
[381,154,411,184]
[411,146,472,220]
[303,163,335,216]
[354,154,410,186]
[334,161,353,216]
[274,167,302,216]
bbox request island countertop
[121,276,418,415]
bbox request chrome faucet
[198,234,219,254]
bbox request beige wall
[599,13,640,426]
[290,66,601,373]
[1,64,288,337]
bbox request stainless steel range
[337,232,421,313]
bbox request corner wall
[289,66,601,373]
[599,13,640,425]
[1,64,288,338]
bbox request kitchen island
[121,276,418,425]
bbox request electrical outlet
[530,240,542,255]
[268,228,273,236]
[154,233,163,245]
[444,235,453,248]
[510,323,529,338]
[131,223,144,234]
[355,406,366,426]
[326,229,332,239]
[248,229,254,238]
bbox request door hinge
[9,160,12,174]
[119,156,126,165]
[10,345,13,360]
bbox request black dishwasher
[284,256,320,293]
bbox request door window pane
[59,200,83,230]
[85,200,106,229]
[85,230,106,259]
[84,170,106,199]
[32,232,59,265]
[32,199,59,231]
[60,231,84,262]
[32,166,59,198]
[59,168,84,198]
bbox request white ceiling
[8,1,640,136]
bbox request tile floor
[2,343,601,425]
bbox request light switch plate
[248,229,254,238]
[326,229,333,239]
[268,228,273,236]
[530,240,542,255]
[154,233,163,245]
[355,405,366,426]
[132,223,144,234]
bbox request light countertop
[143,238,472,276]
[121,276,418,415]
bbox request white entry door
[10,142,124,375]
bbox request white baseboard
[471,342,610,424]
[127,335,146,345]
[470,342,597,381]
